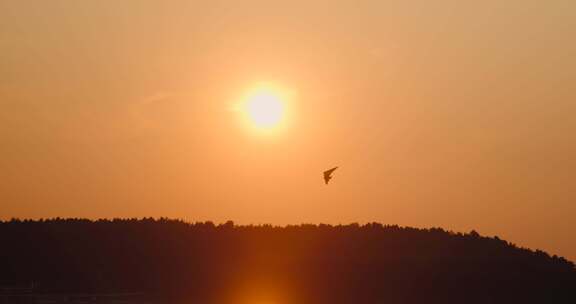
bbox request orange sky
[1,1,575,260]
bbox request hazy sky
[1,1,575,259]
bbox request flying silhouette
[323,166,338,184]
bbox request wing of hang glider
[323,166,339,184]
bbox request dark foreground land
[1,218,574,304]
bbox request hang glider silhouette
[323,166,339,184]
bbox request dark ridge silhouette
[0,218,574,304]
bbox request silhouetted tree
[0,218,574,304]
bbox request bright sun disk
[243,87,286,130]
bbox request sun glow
[239,85,290,132]
[247,92,283,128]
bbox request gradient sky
[1,1,575,260]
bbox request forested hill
[1,218,574,304]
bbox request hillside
[1,218,574,303]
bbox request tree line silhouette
[1,218,574,303]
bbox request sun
[240,85,289,131]
[246,90,284,128]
